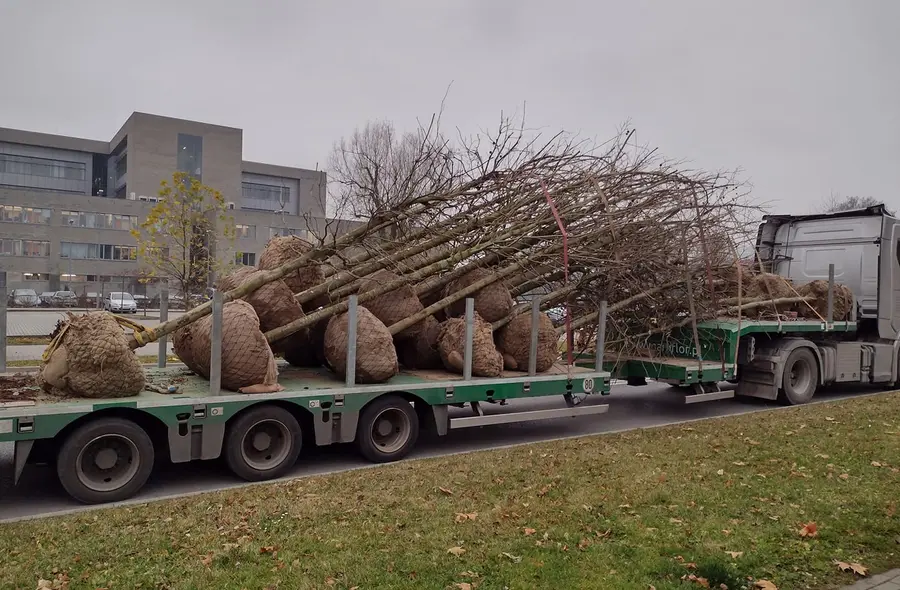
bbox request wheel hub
[376,419,393,437]
[252,431,272,451]
[240,419,291,472]
[75,434,141,493]
[94,448,118,470]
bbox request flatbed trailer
[0,297,610,505]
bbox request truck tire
[781,348,818,405]
[356,395,419,463]
[56,417,155,505]
[224,405,302,482]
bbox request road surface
[0,381,885,522]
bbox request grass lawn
[1,393,898,590]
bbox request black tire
[56,417,155,505]
[781,347,818,405]
[356,395,419,463]
[224,405,302,482]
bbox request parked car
[132,294,149,309]
[103,292,137,314]
[9,289,40,307]
[39,292,56,307]
[52,291,78,308]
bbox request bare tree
[821,194,887,213]
[327,117,458,238]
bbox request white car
[104,292,137,314]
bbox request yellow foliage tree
[131,172,236,308]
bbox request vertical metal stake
[528,297,541,376]
[463,298,474,380]
[158,282,169,368]
[595,300,607,372]
[0,271,7,374]
[345,295,358,386]
[209,291,224,395]
[827,263,835,325]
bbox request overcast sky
[1,0,897,214]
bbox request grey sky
[1,0,898,214]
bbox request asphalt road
[0,381,885,522]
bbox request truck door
[878,218,900,339]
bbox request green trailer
[0,296,610,506]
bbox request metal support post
[158,282,169,368]
[528,296,541,376]
[345,295,358,386]
[0,271,6,374]
[209,291,224,394]
[595,300,607,372]
[827,263,835,324]
[463,298,474,380]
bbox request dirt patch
[0,374,41,403]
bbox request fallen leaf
[799,522,818,537]
[200,553,214,567]
[454,584,472,590]
[538,485,552,496]
[717,469,725,476]
[732,461,746,466]
[325,577,336,586]
[834,560,868,576]
[839,473,850,480]
[523,528,536,536]
[577,538,591,550]
[260,545,277,554]
[501,552,522,563]
[755,581,778,590]
[447,547,466,557]
[439,487,454,496]
[725,551,743,558]
[455,513,477,523]
[681,573,710,588]
[871,461,882,467]
[825,416,834,421]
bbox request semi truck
[0,298,611,505]
[602,205,900,404]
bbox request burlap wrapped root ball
[495,311,558,372]
[324,306,399,383]
[747,272,795,300]
[38,312,144,398]
[437,313,504,377]
[398,315,443,370]
[444,268,514,323]
[257,235,325,303]
[795,280,854,320]
[218,266,305,333]
[283,318,328,368]
[358,269,426,340]
[183,300,280,392]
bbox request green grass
[8,336,51,346]
[1,394,898,590]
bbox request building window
[235,252,256,266]
[23,272,50,281]
[242,182,291,203]
[0,205,51,224]
[61,211,138,231]
[61,242,136,261]
[269,226,305,239]
[235,224,257,240]
[0,239,51,257]
[177,134,203,181]
[115,153,127,179]
[0,153,86,180]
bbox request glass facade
[0,239,51,257]
[0,205,52,224]
[60,242,137,261]
[0,153,88,193]
[235,252,256,266]
[61,210,138,231]
[242,182,291,211]
[177,134,203,181]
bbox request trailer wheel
[356,395,419,463]
[781,348,818,405]
[224,405,302,482]
[56,418,155,505]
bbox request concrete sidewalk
[843,569,900,589]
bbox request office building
[0,112,331,298]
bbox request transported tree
[131,171,236,309]
[821,194,887,213]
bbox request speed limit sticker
[582,378,594,393]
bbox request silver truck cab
[756,204,900,340]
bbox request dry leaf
[447,547,466,557]
[454,584,473,590]
[439,487,454,496]
[725,551,743,558]
[325,577,336,586]
[716,469,725,476]
[871,461,882,467]
[200,553,214,567]
[501,552,522,563]
[455,513,477,523]
[681,573,710,588]
[825,416,835,421]
[538,485,552,496]
[577,538,591,550]
[524,528,536,536]
[834,560,868,576]
[799,522,818,537]
[755,581,778,590]
[260,545,277,554]
[839,473,850,480]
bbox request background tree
[327,117,458,238]
[821,194,888,213]
[131,172,236,308]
